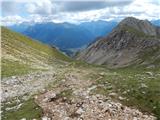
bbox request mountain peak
[119,17,152,28]
[118,17,160,36]
[120,17,139,23]
[77,17,160,68]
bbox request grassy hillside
[1,26,160,119]
[1,27,71,78]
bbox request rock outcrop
[77,17,160,68]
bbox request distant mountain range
[8,20,117,56]
[151,20,160,26]
[7,19,159,56]
[77,17,160,68]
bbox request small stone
[142,91,146,94]
[133,117,138,120]
[145,72,153,76]
[11,76,16,79]
[34,95,38,99]
[99,72,105,76]
[43,98,48,102]
[122,91,127,94]
[78,118,84,120]
[76,108,85,115]
[88,85,97,91]
[64,117,70,120]
[118,96,125,101]
[17,103,22,109]
[106,85,112,90]
[42,116,50,120]
[85,96,89,99]
[140,83,148,88]
[62,79,66,82]
[20,118,26,120]
[147,65,155,69]
[42,89,46,93]
[127,89,130,92]
[76,102,84,107]
[47,93,56,99]
[98,100,103,104]
[95,94,101,99]
[109,93,117,97]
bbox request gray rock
[11,76,16,79]
[109,93,117,97]
[140,83,148,88]
[42,116,50,120]
[118,96,126,101]
[76,108,85,115]
[146,72,153,76]
[20,118,26,120]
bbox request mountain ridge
[77,17,160,68]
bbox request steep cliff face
[77,17,160,68]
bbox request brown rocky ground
[35,71,156,120]
[1,63,158,120]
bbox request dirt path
[35,71,156,120]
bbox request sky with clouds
[1,0,160,25]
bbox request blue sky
[1,0,160,25]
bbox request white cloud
[1,15,28,25]
[1,1,21,16]
[1,0,160,25]
[25,0,53,15]
[124,0,160,20]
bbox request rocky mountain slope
[1,26,160,120]
[77,17,160,68]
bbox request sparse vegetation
[92,67,160,118]
[58,89,73,99]
[1,59,35,78]
[122,25,158,38]
[139,46,160,67]
[2,98,42,120]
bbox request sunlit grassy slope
[1,26,71,78]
